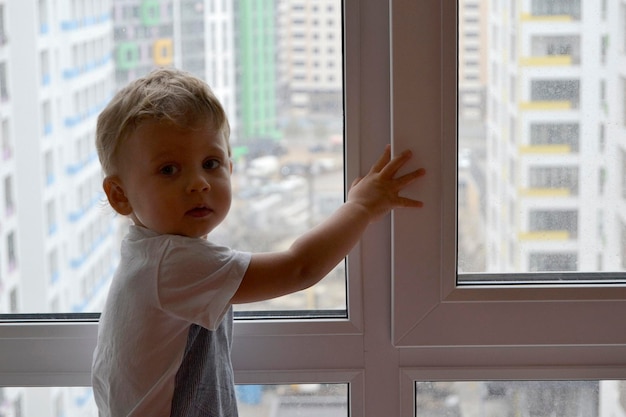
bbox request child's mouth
[187,207,212,217]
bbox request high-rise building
[0,1,115,415]
[0,0,17,315]
[276,0,342,122]
[111,0,238,138]
[4,1,116,314]
[458,0,488,122]
[236,0,280,141]
[112,0,176,86]
[485,0,625,273]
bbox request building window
[530,123,579,151]
[0,62,8,101]
[529,166,579,194]
[529,252,577,271]
[531,0,581,18]
[4,175,14,215]
[529,209,578,238]
[531,79,580,107]
[7,231,17,270]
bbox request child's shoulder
[125,225,246,263]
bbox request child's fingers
[394,167,426,187]
[369,144,392,174]
[396,196,424,208]
[380,149,415,179]
[350,176,363,189]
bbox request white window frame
[2,1,626,417]
[391,0,626,394]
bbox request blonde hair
[96,67,230,176]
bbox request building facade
[485,0,626,273]
[0,1,116,415]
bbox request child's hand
[347,144,426,222]
[234,144,425,304]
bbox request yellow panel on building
[519,188,571,197]
[520,101,572,111]
[153,38,173,66]
[519,231,570,241]
[519,144,571,154]
[520,13,573,22]
[520,56,573,66]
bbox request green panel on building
[116,42,140,70]
[237,0,281,141]
[141,0,161,26]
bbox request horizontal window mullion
[233,332,364,372]
[0,321,365,387]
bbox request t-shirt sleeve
[156,239,251,330]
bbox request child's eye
[159,165,178,176]
[203,159,221,170]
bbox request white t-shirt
[92,226,251,417]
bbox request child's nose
[187,173,211,193]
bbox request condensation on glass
[456,0,626,282]
[0,384,348,417]
[416,380,623,417]
[0,1,345,315]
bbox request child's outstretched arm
[231,145,426,304]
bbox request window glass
[0,1,345,315]
[238,384,348,417]
[0,384,348,416]
[416,380,623,416]
[457,0,626,281]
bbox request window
[531,0,581,18]
[46,199,57,235]
[531,79,580,106]
[1,119,10,159]
[529,209,578,238]
[7,231,16,270]
[38,0,49,34]
[528,166,579,194]
[3,2,626,417]
[0,61,8,100]
[393,0,626,413]
[530,123,579,151]
[0,4,6,44]
[42,100,52,135]
[529,252,577,271]
[3,175,14,215]
[415,380,612,415]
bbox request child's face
[107,118,233,238]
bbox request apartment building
[458,0,488,122]
[0,1,115,415]
[235,0,280,141]
[0,0,16,316]
[276,0,342,127]
[1,1,115,315]
[485,0,625,273]
[112,0,176,85]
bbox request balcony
[520,56,574,67]
[524,0,581,21]
[519,187,572,198]
[522,209,578,240]
[519,230,571,241]
[519,144,573,154]
[521,80,580,111]
[520,100,576,111]
[521,13,577,22]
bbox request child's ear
[103,176,132,215]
